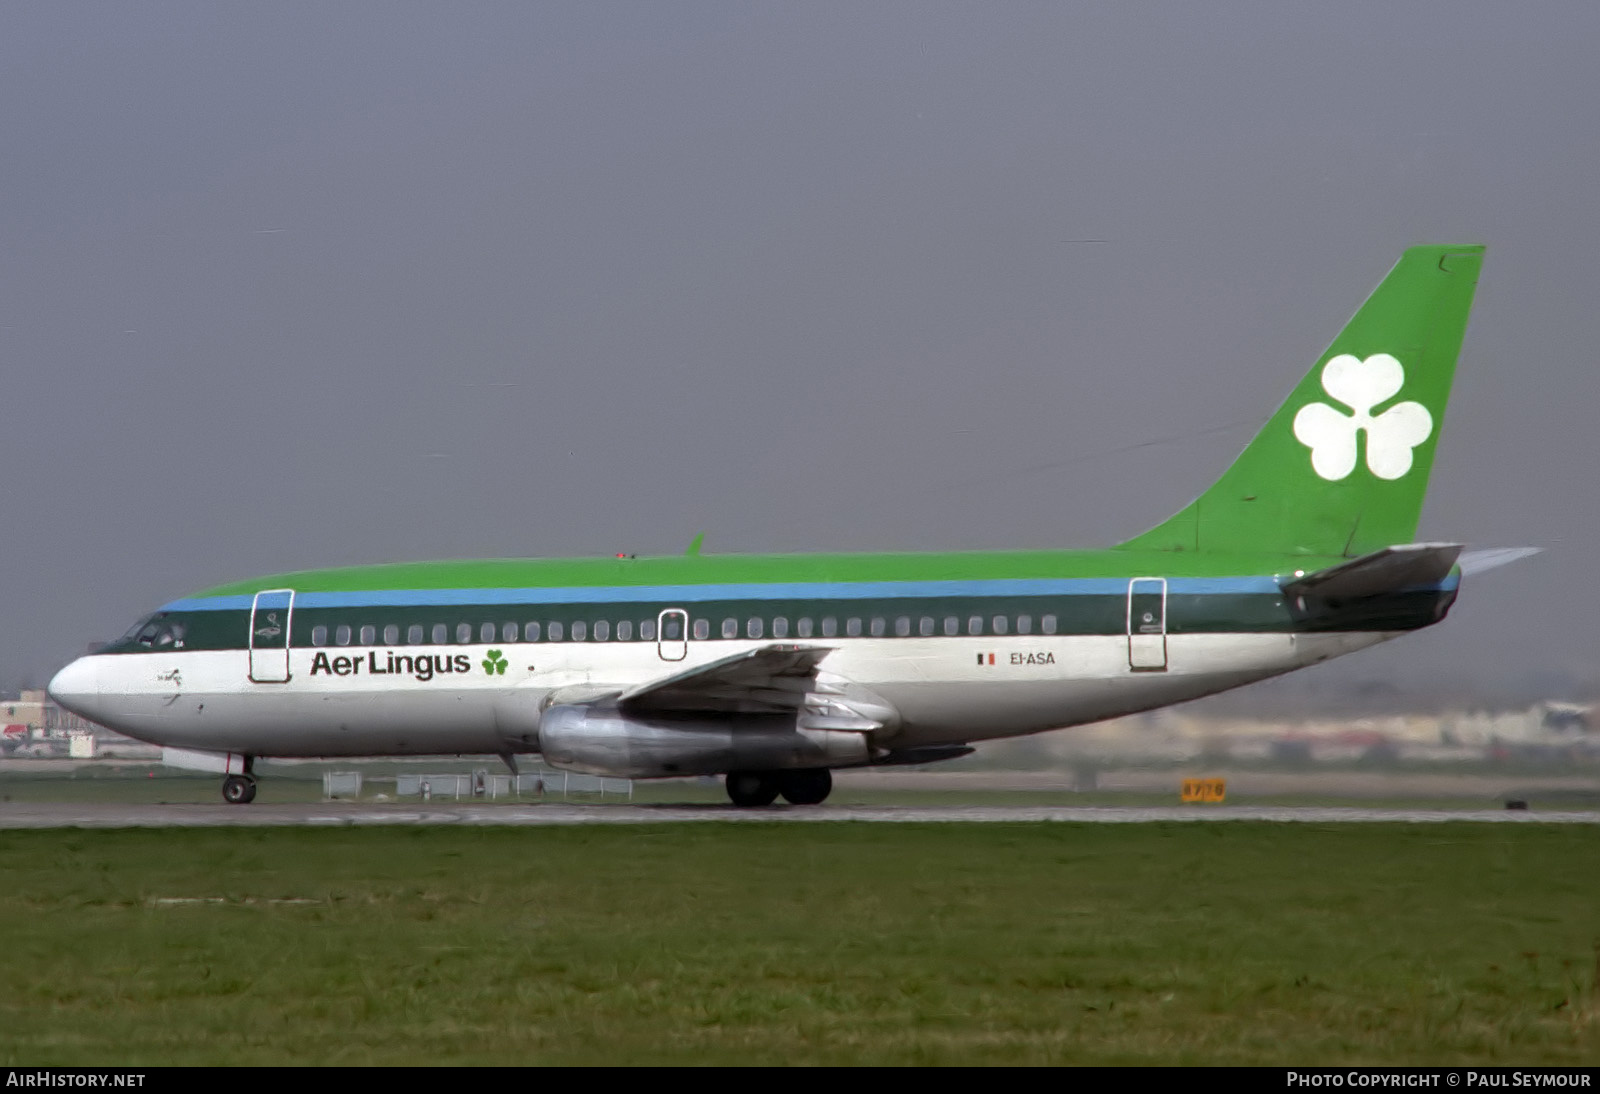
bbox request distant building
[2,688,128,756]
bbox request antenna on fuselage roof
[685,532,706,557]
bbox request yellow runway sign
[1181,778,1227,803]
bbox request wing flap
[618,645,835,715]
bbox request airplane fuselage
[49,547,1457,766]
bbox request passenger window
[481,622,495,643]
[944,617,959,636]
[594,620,610,641]
[642,619,657,640]
[919,617,934,636]
[360,625,376,645]
[895,617,911,637]
[456,623,472,644]
[384,624,399,645]
[992,616,1008,636]
[432,623,447,645]
[502,622,518,643]
[747,617,763,639]
[846,618,862,637]
[1042,614,1057,635]
[1017,615,1032,635]
[869,618,885,637]
[571,620,587,641]
[525,622,541,642]
[967,616,983,636]
[821,617,837,637]
[722,618,738,639]
[408,624,423,645]
[772,617,789,638]
[337,625,352,646]
[548,622,564,642]
[311,625,328,647]
[617,620,632,641]
[797,618,814,638]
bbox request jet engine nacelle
[538,704,871,779]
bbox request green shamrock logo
[482,649,508,676]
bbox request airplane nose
[48,658,101,719]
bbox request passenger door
[249,589,295,683]
[1126,578,1168,672]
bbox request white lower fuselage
[53,630,1392,763]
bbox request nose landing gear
[221,772,257,804]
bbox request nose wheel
[221,775,257,804]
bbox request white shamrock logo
[1292,353,1432,481]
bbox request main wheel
[725,771,780,807]
[778,768,833,806]
[222,775,256,804]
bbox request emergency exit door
[657,608,688,661]
[1127,578,1168,672]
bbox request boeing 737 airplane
[50,245,1513,806]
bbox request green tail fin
[1118,245,1484,558]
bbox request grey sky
[3,3,1595,702]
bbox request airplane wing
[617,644,835,715]
[1281,542,1463,600]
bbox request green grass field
[1,823,1597,1065]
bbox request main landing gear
[725,768,833,807]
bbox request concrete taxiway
[2,802,1599,828]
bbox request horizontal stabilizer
[1281,542,1462,601]
[1458,546,1542,575]
[618,644,834,715]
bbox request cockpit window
[119,614,157,643]
[131,614,185,650]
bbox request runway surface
[3,802,1600,828]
